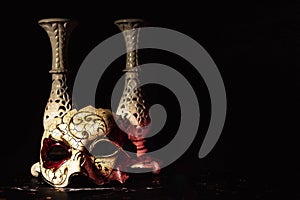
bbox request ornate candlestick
[115,18,151,157]
[115,19,160,173]
[38,18,77,129]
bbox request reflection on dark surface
[0,169,293,200]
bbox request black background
[0,0,297,194]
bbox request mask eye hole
[41,138,71,170]
[47,145,70,161]
[90,139,119,157]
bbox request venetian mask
[32,106,133,187]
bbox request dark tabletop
[1,168,298,200]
